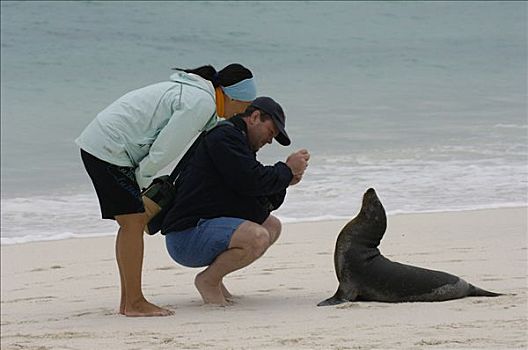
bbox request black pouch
[141,175,177,235]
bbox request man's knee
[263,215,282,244]
[230,222,270,258]
[250,227,271,258]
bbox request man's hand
[289,173,303,186]
[294,149,310,163]
[286,149,310,185]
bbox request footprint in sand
[30,265,64,272]
[3,296,57,304]
[91,285,114,290]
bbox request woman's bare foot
[195,272,228,305]
[124,299,174,317]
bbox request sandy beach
[1,207,526,350]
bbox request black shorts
[80,149,145,219]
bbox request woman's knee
[115,213,147,232]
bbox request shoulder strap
[214,119,234,129]
[166,110,220,183]
[167,131,206,183]
[167,119,239,182]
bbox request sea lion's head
[356,188,387,246]
[361,188,385,221]
[339,188,388,249]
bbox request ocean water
[1,1,526,244]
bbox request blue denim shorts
[165,217,245,268]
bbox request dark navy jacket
[162,116,293,233]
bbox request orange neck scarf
[215,87,225,118]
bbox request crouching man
[162,97,310,305]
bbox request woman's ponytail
[172,65,219,87]
[172,63,253,89]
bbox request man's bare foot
[220,281,233,299]
[124,299,174,317]
[195,272,228,305]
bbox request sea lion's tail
[468,284,502,297]
[317,291,347,307]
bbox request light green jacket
[76,72,218,189]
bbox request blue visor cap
[221,77,257,102]
[250,96,291,146]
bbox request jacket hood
[169,71,215,97]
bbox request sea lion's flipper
[468,284,502,297]
[317,294,346,306]
[317,288,357,306]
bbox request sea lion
[318,188,501,306]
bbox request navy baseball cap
[250,96,291,146]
